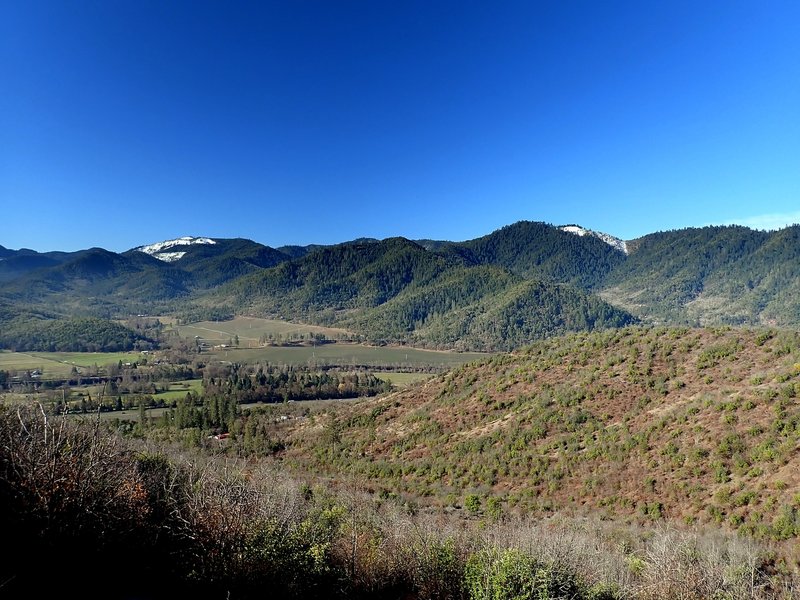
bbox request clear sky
[2,1,799,252]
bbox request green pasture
[375,372,434,387]
[154,379,204,400]
[202,344,488,370]
[172,317,351,346]
[32,351,143,367]
[72,407,172,423]
[0,350,144,378]
[0,351,51,372]
[60,379,203,403]
[71,396,360,423]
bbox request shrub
[465,493,482,515]
[412,536,466,600]
[0,405,179,597]
[771,505,800,540]
[464,547,584,600]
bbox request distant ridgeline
[1,222,799,351]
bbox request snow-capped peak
[558,225,628,254]
[135,236,216,262]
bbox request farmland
[374,371,433,387]
[199,344,487,370]
[0,317,487,425]
[0,314,489,380]
[152,378,204,400]
[0,349,145,378]
[170,316,351,346]
[0,316,482,424]
[0,344,485,379]
[168,316,489,370]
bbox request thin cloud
[722,211,800,231]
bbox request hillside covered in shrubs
[271,326,800,544]
[1,403,797,600]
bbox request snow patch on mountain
[153,251,187,262]
[135,236,216,262]
[559,225,628,254]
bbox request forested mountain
[601,225,800,325]
[0,248,190,317]
[3,220,800,351]
[214,238,459,319]
[274,243,326,259]
[0,254,62,282]
[0,238,300,318]
[0,246,85,282]
[132,237,291,270]
[134,238,295,288]
[456,220,627,289]
[0,302,156,352]
[339,265,634,350]
[199,238,634,350]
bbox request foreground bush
[0,405,341,599]
[465,547,587,599]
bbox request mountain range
[2,220,799,351]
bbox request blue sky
[2,1,798,252]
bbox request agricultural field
[374,371,433,387]
[0,318,488,381]
[170,316,351,346]
[79,379,203,406]
[0,350,145,379]
[152,378,204,401]
[171,317,490,369]
[66,395,366,423]
[200,343,488,370]
[0,317,488,424]
[71,406,173,422]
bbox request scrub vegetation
[4,326,800,598]
[6,222,800,597]
[1,403,796,600]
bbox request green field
[172,316,351,346]
[174,318,490,369]
[74,406,172,422]
[0,316,490,381]
[0,350,145,378]
[63,396,363,423]
[154,379,204,400]
[375,372,434,387]
[201,344,488,370]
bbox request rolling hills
[3,220,800,351]
[271,325,800,539]
[600,225,800,326]
[5,230,800,597]
[197,236,636,350]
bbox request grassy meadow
[0,350,145,378]
[153,378,204,400]
[374,371,433,387]
[0,316,487,426]
[171,316,351,345]
[173,317,490,369]
[200,343,488,370]
[0,315,489,380]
